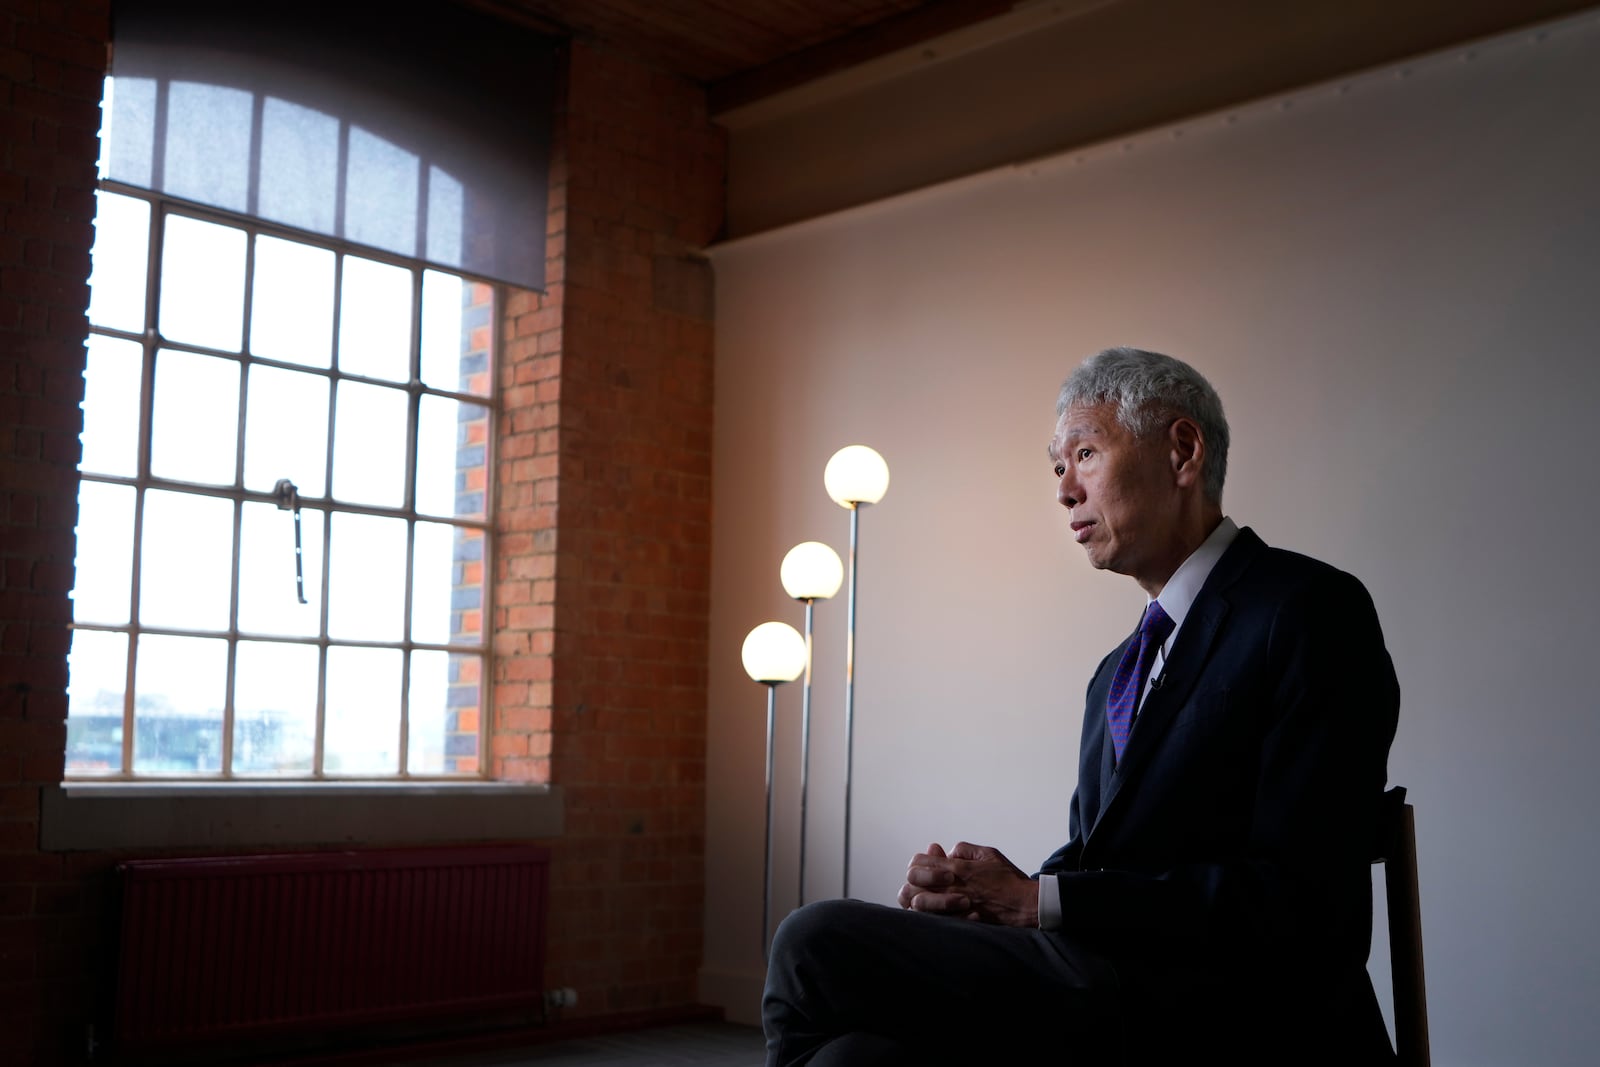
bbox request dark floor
[395,1022,766,1067]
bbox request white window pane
[419,269,462,389]
[420,270,491,396]
[324,645,400,775]
[331,381,407,506]
[327,512,405,642]
[150,349,240,485]
[238,502,323,638]
[102,75,155,186]
[257,97,339,235]
[163,81,251,212]
[159,214,246,352]
[87,191,150,332]
[80,335,142,478]
[425,167,464,269]
[66,629,128,775]
[345,127,418,256]
[413,395,454,518]
[407,650,480,776]
[250,235,335,368]
[410,520,450,645]
[337,255,412,382]
[139,490,234,631]
[133,633,227,775]
[244,365,328,496]
[411,521,485,647]
[416,395,487,520]
[233,641,318,776]
[72,481,136,625]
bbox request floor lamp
[822,445,889,899]
[779,541,843,906]
[741,620,806,959]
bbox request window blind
[107,0,556,291]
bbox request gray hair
[1056,347,1230,503]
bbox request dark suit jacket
[1038,527,1400,1062]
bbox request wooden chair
[1374,786,1430,1067]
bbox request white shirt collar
[1151,516,1239,631]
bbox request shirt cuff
[1037,872,1062,930]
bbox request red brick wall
[0,3,724,1059]
[1,1,113,1062]
[499,42,724,1014]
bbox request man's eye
[1077,449,1093,461]
[1053,464,1065,477]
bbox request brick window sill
[40,781,563,852]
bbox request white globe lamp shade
[780,542,844,601]
[741,621,807,684]
[823,445,890,508]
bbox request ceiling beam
[450,0,570,40]
[709,0,1019,115]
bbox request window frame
[70,180,498,783]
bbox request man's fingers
[908,891,970,915]
[904,862,954,888]
[902,842,961,906]
[951,841,1016,870]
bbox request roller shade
[107,0,557,290]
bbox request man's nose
[1057,472,1080,509]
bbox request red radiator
[113,844,550,1056]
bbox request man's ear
[1169,417,1205,489]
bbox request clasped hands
[896,841,1039,928]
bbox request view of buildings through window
[67,79,495,779]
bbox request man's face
[1049,402,1180,584]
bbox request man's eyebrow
[1050,423,1097,459]
[1048,429,1082,462]
[1047,431,1080,461]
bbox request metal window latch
[272,478,308,605]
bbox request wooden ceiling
[462,0,1016,108]
[464,0,1600,132]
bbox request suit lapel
[1089,528,1265,835]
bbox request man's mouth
[1070,520,1095,544]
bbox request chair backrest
[1374,786,1431,1067]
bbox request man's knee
[770,898,881,965]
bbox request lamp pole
[823,446,887,902]
[842,503,860,898]
[797,597,815,905]
[741,621,806,961]
[762,680,777,959]
[780,541,841,906]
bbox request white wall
[701,13,1600,1064]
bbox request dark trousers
[761,899,1126,1066]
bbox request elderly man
[762,347,1400,1064]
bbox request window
[68,119,496,780]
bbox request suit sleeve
[1048,568,1399,961]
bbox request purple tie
[1107,600,1174,763]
